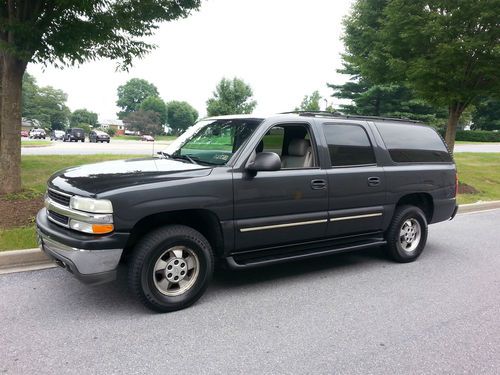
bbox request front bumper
[36,209,127,285]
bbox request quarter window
[323,124,376,166]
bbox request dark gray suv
[36,112,457,312]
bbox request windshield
[163,119,262,165]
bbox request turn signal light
[92,224,114,234]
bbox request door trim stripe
[329,212,382,222]
[240,219,328,233]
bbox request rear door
[322,122,387,237]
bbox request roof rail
[280,111,422,123]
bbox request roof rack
[280,111,422,123]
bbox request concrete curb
[1,200,500,275]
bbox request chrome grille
[47,189,71,206]
[48,210,69,226]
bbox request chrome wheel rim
[153,246,199,296]
[399,218,421,252]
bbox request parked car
[36,112,457,313]
[63,128,85,142]
[141,135,155,142]
[29,128,46,139]
[50,130,65,141]
[125,129,140,136]
[89,130,110,143]
[21,130,29,138]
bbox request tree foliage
[166,101,198,135]
[124,110,163,136]
[343,0,500,150]
[140,95,167,124]
[206,78,257,116]
[0,0,201,193]
[22,73,70,130]
[295,91,322,112]
[70,109,98,128]
[116,78,160,119]
[472,98,500,131]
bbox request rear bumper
[431,198,457,223]
[36,209,127,285]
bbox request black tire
[385,205,428,263]
[128,225,214,312]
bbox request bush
[439,130,500,142]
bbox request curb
[1,201,500,275]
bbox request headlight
[70,196,113,213]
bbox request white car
[29,128,46,139]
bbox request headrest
[288,139,310,156]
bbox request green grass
[455,140,500,145]
[0,226,38,251]
[113,135,177,141]
[21,140,52,147]
[455,153,500,204]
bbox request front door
[233,123,328,251]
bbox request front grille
[48,210,69,226]
[48,189,71,206]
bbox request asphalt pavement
[21,139,500,155]
[1,209,499,374]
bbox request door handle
[311,179,327,190]
[367,176,381,187]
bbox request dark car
[89,130,110,143]
[36,112,457,312]
[63,128,85,142]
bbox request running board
[226,240,386,269]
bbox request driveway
[1,209,499,374]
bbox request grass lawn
[455,153,500,204]
[455,141,500,145]
[1,152,499,251]
[21,140,52,147]
[113,135,177,142]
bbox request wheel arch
[395,192,434,222]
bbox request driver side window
[256,124,317,169]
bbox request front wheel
[128,225,214,312]
[385,205,428,263]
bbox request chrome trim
[45,197,113,224]
[48,187,73,198]
[330,212,382,222]
[38,230,123,275]
[240,219,327,233]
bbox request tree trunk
[444,103,463,153]
[0,55,27,194]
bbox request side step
[226,239,386,269]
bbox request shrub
[439,130,500,142]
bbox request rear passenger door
[322,122,386,237]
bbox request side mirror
[246,152,281,172]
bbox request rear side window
[323,124,376,166]
[376,122,452,163]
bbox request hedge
[439,130,500,142]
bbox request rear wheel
[128,225,214,312]
[385,205,428,263]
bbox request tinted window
[376,122,452,163]
[323,124,376,166]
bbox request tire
[128,225,214,312]
[385,205,428,263]
[107,140,110,143]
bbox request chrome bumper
[37,230,123,285]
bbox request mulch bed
[458,181,479,195]
[0,197,44,229]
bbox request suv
[63,128,85,142]
[36,113,457,312]
[29,128,46,139]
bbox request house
[100,119,125,135]
[22,118,41,131]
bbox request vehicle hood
[48,157,212,195]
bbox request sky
[28,0,355,122]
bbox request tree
[206,77,257,116]
[70,109,98,128]
[343,0,500,151]
[295,91,322,112]
[471,98,500,131]
[116,78,160,119]
[140,96,167,124]
[0,1,201,194]
[22,74,70,130]
[166,101,198,135]
[124,110,163,136]
[328,63,448,124]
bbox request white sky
[28,0,354,121]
